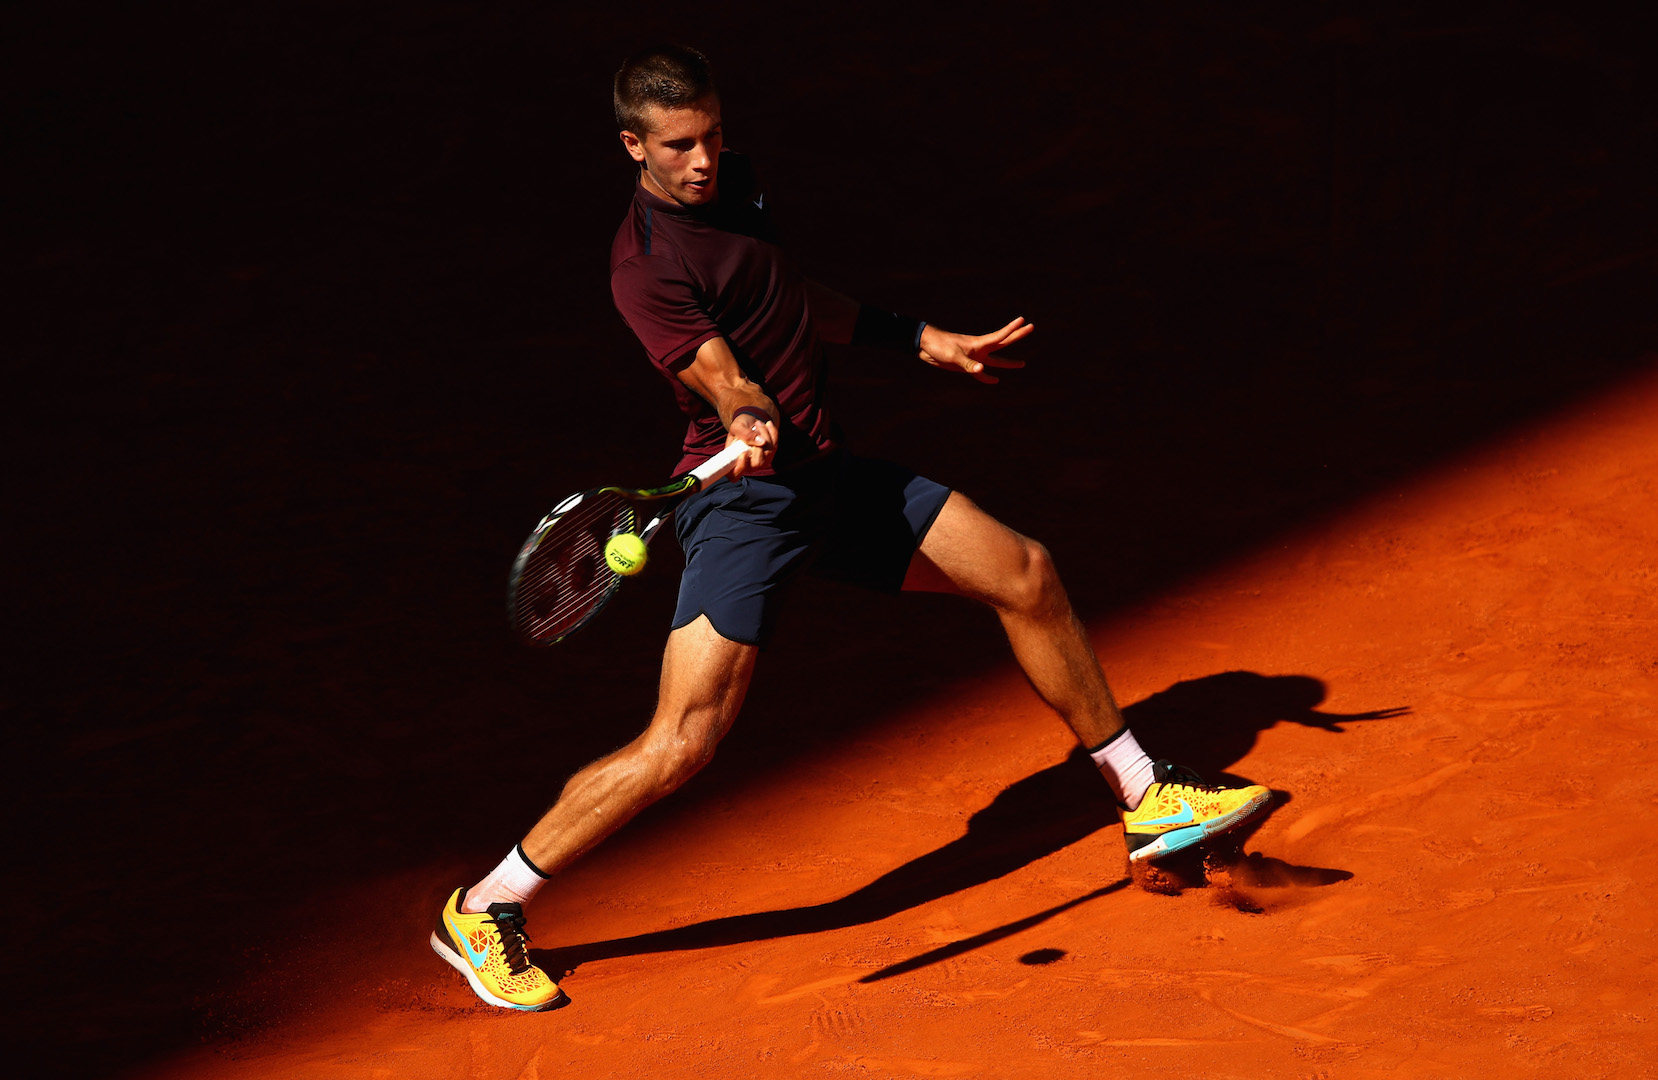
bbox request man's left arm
[804,280,860,344]
[805,279,1031,385]
[916,319,1031,385]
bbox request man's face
[620,96,723,207]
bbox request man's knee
[640,709,728,793]
[1001,535,1065,616]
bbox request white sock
[463,845,550,913]
[1088,727,1158,810]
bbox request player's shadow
[1128,669,1408,783]
[534,670,1406,979]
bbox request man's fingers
[998,321,1035,346]
[962,358,1011,383]
[919,316,1031,381]
[987,316,1033,343]
[938,352,1001,383]
[728,419,778,477]
[917,351,1024,378]
[985,320,1034,350]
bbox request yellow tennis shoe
[1122,761,1271,862]
[430,888,566,1011]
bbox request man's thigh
[902,491,1037,603]
[653,614,760,743]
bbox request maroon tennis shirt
[610,151,840,476]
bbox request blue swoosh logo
[446,912,491,970]
[1137,799,1195,828]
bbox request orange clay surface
[124,371,1658,1078]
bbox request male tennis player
[431,45,1271,1011]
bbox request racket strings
[513,493,635,642]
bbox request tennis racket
[508,440,753,645]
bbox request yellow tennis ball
[604,533,648,576]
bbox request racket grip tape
[688,440,754,488]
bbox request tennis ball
[604,533,648,576]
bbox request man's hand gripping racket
[508,440,752,645]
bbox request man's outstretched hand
[918,317,1033,384]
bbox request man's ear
[619,129,646,164]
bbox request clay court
[11,5,1657,1078]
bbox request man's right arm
[676,336,780,476]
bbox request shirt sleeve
[611,253,722,372]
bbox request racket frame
[507,441,752,645]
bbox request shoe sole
[430,931,568,1012]
[1126,789,1272,863]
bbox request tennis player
[431,44,1271,1011]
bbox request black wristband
[851,306,926,352]
[732,405,772,426]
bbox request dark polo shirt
[610,151,840,476]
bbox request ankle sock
[463,844,550,913]
[1087,727,1157,810]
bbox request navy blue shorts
[671,451,952,646]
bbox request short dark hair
[613,44,717,133]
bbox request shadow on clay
[535,671,1404,981]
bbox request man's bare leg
[904,491,1125,748]
[433,615,756,1010]
[517,614,756,876]
[902,492,1272,859]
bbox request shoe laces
[484,902,536,976]
[1152,760,1212,789]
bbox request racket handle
[688,439,754,489]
